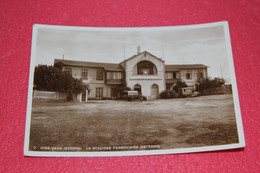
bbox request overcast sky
[34,23,233,82]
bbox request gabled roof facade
[120,51,164,68]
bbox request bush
[195,77,225,91]
[172,80,188,93]
[160,90,178,99]
[169,90,178,98]
[160,90,170,99]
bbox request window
[81,69,88,80]
[197,70,203,79]
[166,72,173,79]
[173,72,177,79]
[166,72,178,79]
[137,61,157,75]
[97,70,103,80]
[107,72,122,79]
[64,68,72,76]
[186,71,192,79]
[198,73,203,79]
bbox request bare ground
[29,94,239,151]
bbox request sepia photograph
[24,21,245,156]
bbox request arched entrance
[151,84,159,99]
[134,84,142,94]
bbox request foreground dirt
[29,94,239,151]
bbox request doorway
[151,84,159,99]
[96,87,103,100]
[134,84,142,94]
[111,88,117,100]
[82,92,86,101]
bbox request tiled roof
[165,64,208,71]
[54,59,124,71]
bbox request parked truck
[178,87,200,97]
[127,90,139,101]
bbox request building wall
[62,66,105,84]
[179,69,207,86]
[62,66,110,99]
[60,58,207,99]
[88,83,110,99]
[124,53,165,99]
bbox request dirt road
[29,94,239,151]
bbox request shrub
[160,90,178,99]
[172,80,188,93]
[195,77,225,91]
[169,90,178,98]
[160,90,170,99]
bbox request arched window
[136,61,157,75]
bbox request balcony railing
[166,79,178,83]
[106,79,124,85]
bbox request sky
[34,23,234,83]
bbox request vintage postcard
[24,21,245,157]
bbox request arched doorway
[151,84,159,99]
[134,84,142,94]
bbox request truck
[178,87,200,97]
[127,90,139,101]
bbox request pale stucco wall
[179,69,207,86]
[62,66,111,99]
[124,52,165,99]
[62,66,105,84]
[61,57,207,99]
[87,83,110,99]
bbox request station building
[54,50,208,101]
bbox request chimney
[137,46,141,54]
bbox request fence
[200,85,232,96]
[33,90,78,101]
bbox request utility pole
[161,45,164,60]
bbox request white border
[24,21,245,157]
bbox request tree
[34,65,57,91]
[172,80,188,93]
[34,64,89,95]
[195,77,225,91]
